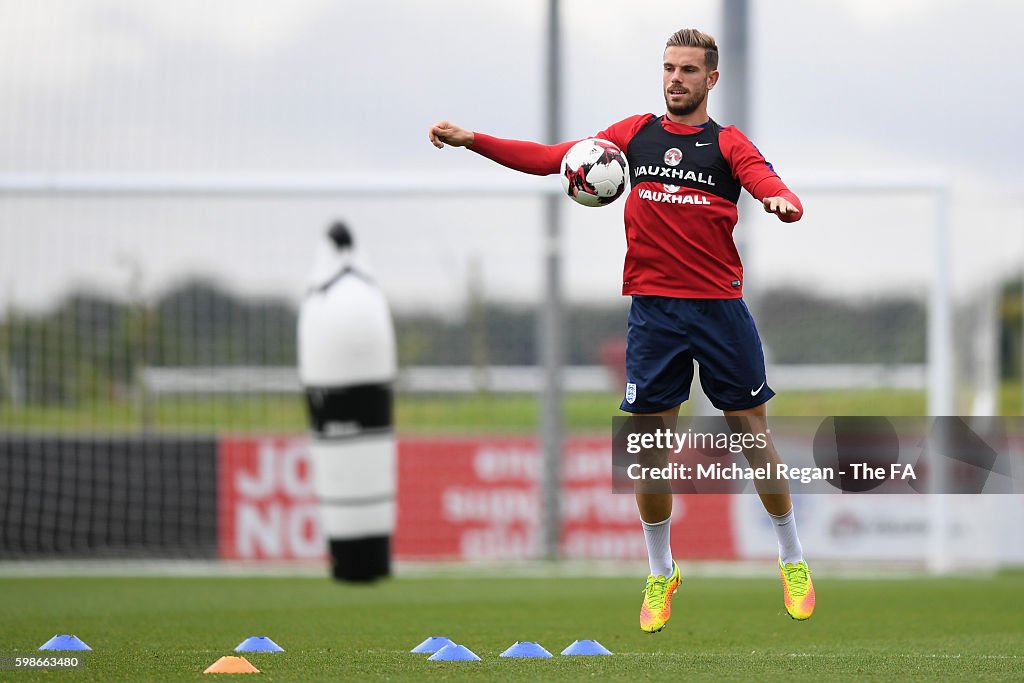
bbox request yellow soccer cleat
[779,559,815,620]
[639,562,682,633]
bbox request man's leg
[724,402,796,518]
[726,402,815,620]
[634,406,679,574]
[633,405,683,633]
[620,295,692,631]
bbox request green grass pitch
[1,572,1022,681]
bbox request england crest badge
[625,382,637,405]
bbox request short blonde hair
[665,28,719,71]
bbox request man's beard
[665,87,707,117]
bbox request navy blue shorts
[619,296,775,413]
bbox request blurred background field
[2,0,1023,572]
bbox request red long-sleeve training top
[470,113,802,299]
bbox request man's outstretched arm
[428,119,576,176]
[720,126,803,223]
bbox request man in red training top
[428,28,814,631]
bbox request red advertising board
[393,437,735,560]
[218,436,323,560]
[218,436,735,561]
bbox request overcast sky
[1,0,1022,313]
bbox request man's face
[663,46,717,117]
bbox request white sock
[641,516,674,578]
[769,507,804,565]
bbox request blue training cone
[500,641,553,658]
[411,636,454,654]
[39,635,92,651]
[561,639,613,656]
[427,643,481,661]
[235,636,285,652]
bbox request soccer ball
[560,138,628,207]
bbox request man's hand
[762,196,801,218]
[429,120,474,149]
